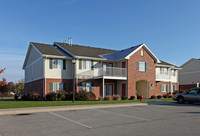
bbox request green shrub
[14,94,19,100]
[162,94,168,98]
[157,95,162,99]
[104,96,113,101]
[46,92,57,101]
[27,92,40,101]
[150,95,156,99]
[21,95,28,101]
[129,96,135,100]
[173,90,179,95]
[167,94,172,98]
[137,95,141,100]
[113,95,121,100]
[64,92,73,100]
[56,91,66,101]
[98,96,103,101]
[88,92,96,101]
[76,91,90,101]
[122,96,128,100]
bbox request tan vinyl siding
[45,59,73,79]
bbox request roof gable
[101,44,160,62]
[22,43,43,69]
[180,58,200,68]
[101,44,142,61]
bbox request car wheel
[177,96,184,104]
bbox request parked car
[173,88,200,104]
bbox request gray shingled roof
[32,42,64,56]
[158,60,178,67]
[55,42,117,58]
[102,44,142,60]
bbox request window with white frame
[173,85,176,91]
[160,67,168,75]
[171,70,176,76]
[79,82,94,92]
[137,62,148,72]
[160,84,169,92]
[79,60,93,70]
[141,50,144,56]
[49,59,66,70]
[50,82,65,92]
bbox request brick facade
[25,79,44,97]
[77,79,118,100]
[127,47,156,98]
[150,81,178,97]
[45,78,73,94]
[179,84,197,91]
[25,78,73,99]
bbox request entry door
[122,83,126,96]
[108,84,113,96]
[104,84,107,96]
[122,62,126,76]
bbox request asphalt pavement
[0,102,200,136]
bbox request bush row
[99,95,135,101]
[46,91,95,101]
[150,94,173,99]
[21,92,40,101]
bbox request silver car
[173,88,200,104]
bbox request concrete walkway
[0,103,147,115]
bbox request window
[49,59,66,70]
[171,70,176,76]
[79,60,93,70]
[137,62,148,72]
[79,82,94,92]
[50,82,65,92]
[173,85,176,91]
[188,89,199,94]
[160,84,169,92]
[141,50,144,56]
[160,67,168,75]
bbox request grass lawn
[0,98,175,109]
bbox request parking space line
[48,111,92,129]
[93,109,150,121]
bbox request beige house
[179,58,200,91]
[23,42,180,99]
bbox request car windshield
[187,89,199,94]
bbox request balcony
[156,74,171,81]
[77,67,127,80]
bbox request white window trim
[161,84,169,92]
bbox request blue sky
[0,0,200,82]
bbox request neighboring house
[179,58,200,91]
[23,42,180,99]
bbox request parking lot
[1,103,200,136]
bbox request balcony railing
[156,74,171,81]
[77,67,127,79]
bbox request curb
[0,103,147,115]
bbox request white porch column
[170,81,173,95]
[103,77,105,98]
